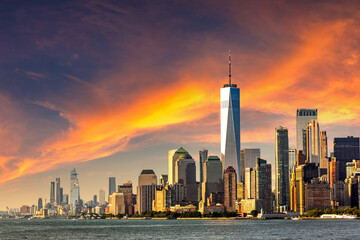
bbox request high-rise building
[93,195,97,206]
[296,109,318,152]
[50,181,55,204]
[221,52,241,181]
[99,189,105,205]
[38,198,43,210]
[118,181,133,193]
[109,177,116,198]
[60,188,63,205]
[244,168,253,199]
[55,178,61,205]
[137,169,157,213]
[63,194,69,205]
[275,127,290,211]
[255,158,272,213]
[160,174,168,187]
[306,120,320,165]
[168,147,189,185]
[224,166,237,212]
[199,149,208,201]
[334,136,360,181]
[328,157,339,188]
[289,148,297,180]
[201,156,223,204]
[290,163,319,214]
[320,131,328,174]
[175,153,195,184]
[70,168,80,207]
[184,161,197,202]
[240,149,260,182]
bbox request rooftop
[141,169,155,175]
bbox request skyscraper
[275,127,290,211]
[202,156,223,203]
[334,136,360,181]
[70,168,80,207]
[199,149,208,201]
[221,52,241,181]
[137,169,157,213]
[55,178,61,205]
[168,147,189,185]
[50,181,55,204]
[296,109,317,152]
[255,158,272,213]
[99,189,105,205]
[240,148,260,182]
[306,120,320,165]
[38,198,43,210]
[289,148,297,180]
[224,166,237,212]
[320,131,328,174]
[109,177,116,198]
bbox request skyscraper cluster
[9,54,360,218]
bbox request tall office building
[70,168,80,207]
[50,181,55,204]
[240,148,260,182]
[175,154,193,184]
[55,178,61,205]
[160,174,168,187]
[275,127,290,211]
[60,188,63,204]
[93,195,97,206]
[306,120,320,165]
[38,198,43,210]
[255,158,272,213]
[289,148,297,180]
[199,149,208,201]
[137,169,157,213]
[244,168,253,199]
[296,109,317,152]
[63,194,69,205]
[224,166,237,212]
[109,177,116,198]
[184,162,197,202]
[221,52,241,181]
[334,136,360,181]
[168,147,189,185]
[99,189,105,204]
[202,156,223,203]
[320,131,328,174]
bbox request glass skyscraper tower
[220,52,241,181]
[70,168,80,207]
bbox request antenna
[228,50,231,85]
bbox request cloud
[0,1,360,185]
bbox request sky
[1,0,360,210]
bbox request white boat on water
[320,214,357,219]
[291,217,300,220]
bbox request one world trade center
[220,51,241,181]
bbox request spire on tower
[228,50,231,85]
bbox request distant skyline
[1,1,360,209]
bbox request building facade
[334,136,360,181]
[296,108,317,153]
[275,127,290,211]
[220,55,241,181]
[240,148,260,182]
[224,166,237,212]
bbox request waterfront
[0,219,359,239]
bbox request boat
[320,214,357,219]
[291,217,300,220]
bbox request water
[0,219,358,239]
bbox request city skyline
[1,1,360,210]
